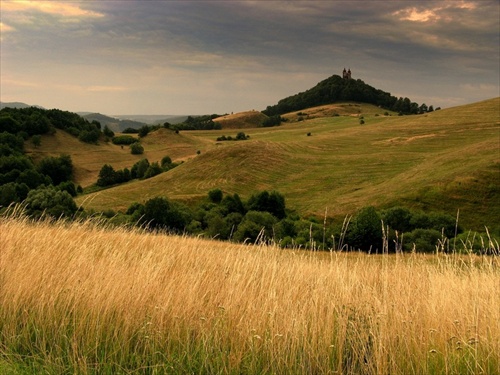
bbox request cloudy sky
[1,0,498,115]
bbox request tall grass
[1,214,499,374]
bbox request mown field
[1,214,499,374]
[65,98,500,232]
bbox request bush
[138,126,150,138]
[262,115,283,127]
[112,135,137,145]
[78,129,100,144]
[24,186,78,218]
[221,194,245,215]
[140,196,191,232]
[404,229,442,253]
[131,159,149,179]
[103,125,114,138]
[0,182,21,206]
[97,164,117,187]
[130,142,144,155]
[382,206,413,233]
[17,169,51,189]
[58,181,77,197]
[208,188,223,204]
[37,155,73,186]
[31,134,42,148]
[247,190,286,219]
[346,206,383,252]
[233,211,277,243]
[161,156,172,168]
[143,162,162,179]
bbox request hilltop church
[342,68,352,79]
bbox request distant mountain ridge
[0,101,45,110]
[80,113,190,132]
[114,115,189,125]
[80,113,148,133]
[263,74,433,116]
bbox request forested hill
[263,75,433,116]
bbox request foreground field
[1,215,498,374]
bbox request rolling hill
[213,110,269,129]
[70,98,499,231]
[263,74,431,116]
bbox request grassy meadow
[1,213,499,374]
[70,98,499,231]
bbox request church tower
[343,68,352,79]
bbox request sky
[1,0,499,115]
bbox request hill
[213,110,269,129]
[76,98,500,231]
[24,127,210,187]
[263,74,431,116]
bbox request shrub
[247,190,286,219]
[382,206,413,233]
[0,182,21,206]
[233,211,277,243]
[112,135,137,145]
[130,142,144,155]
[17,169,51,189]
[346,206,383,252]
[140,196,191,232]
[31,135,42,148]
[37,155,73,186]
[143,162,162,179]
[161,156,172,168]
[404,229,442,253]
[24,186,78,218]
[208,188,223,204]
[58,181,77,197]
[126,202,143,215]
[138,126,150,138]
[262,115,283,127]
[221,193,245,215]
[97,164,117,187]
[78,129,100,144]
[131,159,149,179]
[103,125,114,138]
[236,132,247,140]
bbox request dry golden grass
[1,214,499,374]
[213,110,269,129]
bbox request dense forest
[263,75,434,116]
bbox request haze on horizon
[1,0,498,115]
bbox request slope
[77,98,499,230]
